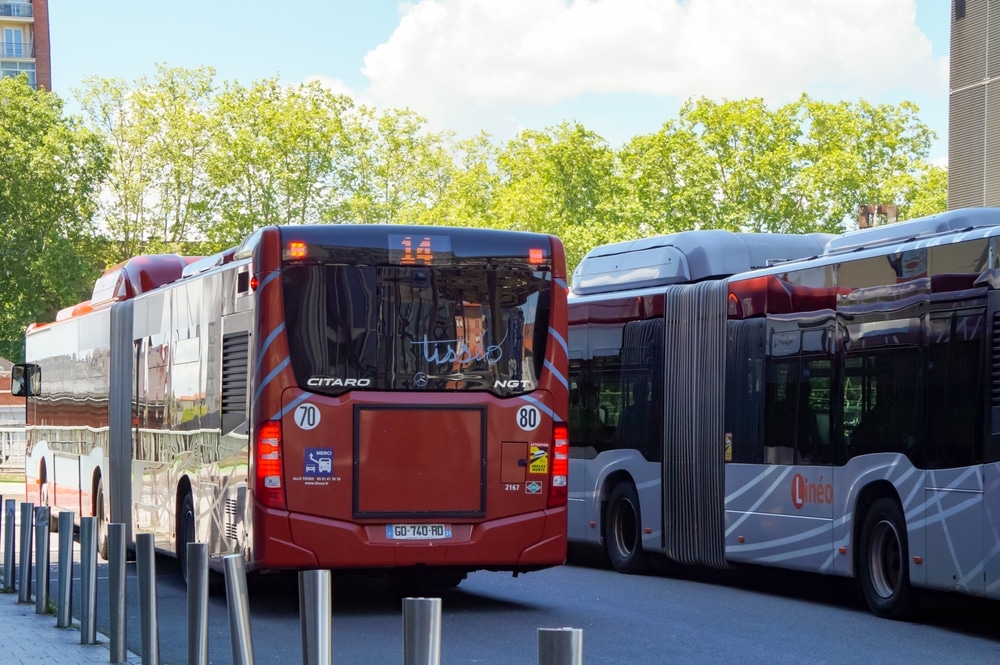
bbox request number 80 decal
[516,405,540,432]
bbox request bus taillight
[548,424,569,508]
[255,420,286,510]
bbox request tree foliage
[76,64,217,261]
[0,76,108,360]
[4,65,946,338]
[618,95,941,238]
[207,78,356,244]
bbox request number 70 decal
[295,403,321,430]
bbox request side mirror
[11,363,40,397]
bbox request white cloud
[360,0,946,136]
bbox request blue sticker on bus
[304,448,333,477]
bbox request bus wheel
[177,491,196,584]
[96,477,109,561]
[603,482,649,574]
[858,497,917,619]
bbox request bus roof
[822,207,1000,256]
[571,229,831,296]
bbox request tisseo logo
[791,473,833,509]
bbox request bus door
[921,306,986,594]
[728,320,835,573]
[985,292,1000,600]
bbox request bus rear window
[283,263,550,396]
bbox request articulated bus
[566,208,1000,617]
[14,224,569,586]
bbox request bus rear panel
[246,225,569,574]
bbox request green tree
[76,64,218,261]
[76,74,157,261]
[494,122,622,272]
[140,65,217,254]
[617,118,717,234]
[0,76,108,360]
[797,96,936,231]
[619,95,939,237]
[342,106,454,226]
[422,132,500,228]
[207,78,355,246]
[900,163,948,219]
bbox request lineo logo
[791,473,834,509]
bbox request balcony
[0,3,33,19]
[1,43,32,58]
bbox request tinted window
[283,263,550,395]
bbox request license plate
[386,524,452,540]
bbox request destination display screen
[387,233,453,266]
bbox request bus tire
[603,481,649,574]
[858,497,917,619]
[96,477,109,561]
[177,491,196,585]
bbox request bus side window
[763,358,828,465]
[846,351,923,461]
[591,355,620,455]
[764,361,798,464]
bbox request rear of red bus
[245,225,569,580]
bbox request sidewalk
[0,480,142,664]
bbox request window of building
[0,61,36,88]
[3,28,25,58]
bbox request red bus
[16,224,569,586]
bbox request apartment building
[0,0,49,90]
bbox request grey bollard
[136,533,160,665]
[17,502,33,602]
[57,511,74,628]
[223,553,255,665]
[109,523,127,663]
[402,597,442,665]
[187,543,210,665]
[537,627,583,665]
[80,516,98,645]
[34,506,49,614]
[4,499,16,591]
[299,570,333,665]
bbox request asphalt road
[71,545,1000,665]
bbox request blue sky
[48,0,950,163]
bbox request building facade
[949,0,1000,208]
[0,0,50,90]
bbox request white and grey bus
[567,208,1000,618]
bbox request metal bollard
[109,523,127,663]
[17,502,33,602]
[402,597,442,665]
[79,517,98,645]
[299,569,333,665]
[3,499,16,591]
[57,511,74,628]
[137,533,160,665]
[224,553,255,665]
[34,506,49,614]
[187,543,210,665]
[537,627,583,665]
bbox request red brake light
[547,424,569,508]
[288,241,307,259]
[255,420,285,510]
[529,248,544,265]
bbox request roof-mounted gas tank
[571,229,831,295]
[91,254,202,305]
